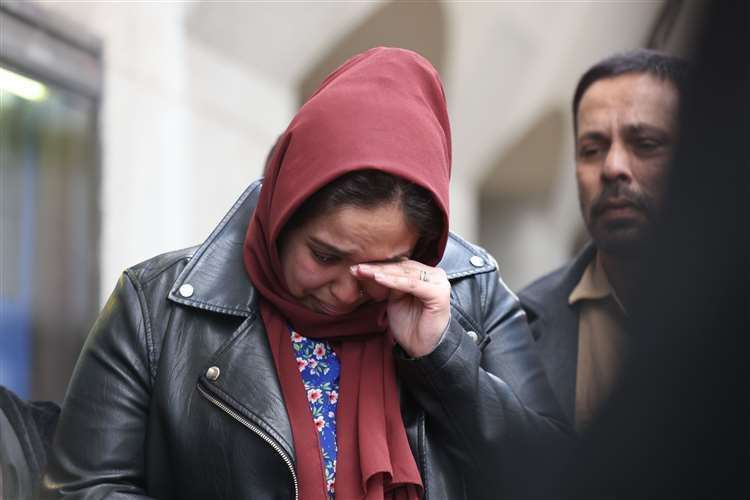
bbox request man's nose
[330,273,361,306]
[601,142,633,183]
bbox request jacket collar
[522,242,597,322]
[167,180,263,316]
[167,179,496,316]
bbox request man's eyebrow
[624,123,671,137]
[576,131,608,143]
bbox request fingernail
[350,265,358,273]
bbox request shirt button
[466,330,478,343]
[179,283,194,298]
[206,366,221,381]
[469,256,485,267]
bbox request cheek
[282,247,328,296]
[636,162,668,195]
[362,282,391,302]
[290,259,330,295]
[576,168,599,208]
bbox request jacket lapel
[168,181,263,317]
[166,179,295,459]
[522,244,596,425]
[198,312,296,460]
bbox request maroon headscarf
[244,47,451,500]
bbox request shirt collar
[569,250,627,313]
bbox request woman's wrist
[400,313,451,359]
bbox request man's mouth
[594,197,642,217]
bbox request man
[519,50,690,431]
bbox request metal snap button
[469,256,485,267]
[206,366,221,381]
[178,283,194,298]
[466,330,478,343]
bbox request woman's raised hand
[351,261,451,357]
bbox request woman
[45,48,568,500]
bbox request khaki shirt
[569,251,629,431]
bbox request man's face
[575,73,678,256]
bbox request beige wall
[40,1,298,302]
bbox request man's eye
[312,250,339,265]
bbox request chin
[592,219,652,255]
[595,231,649,258]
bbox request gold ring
[419,270,429,282]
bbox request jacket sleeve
[44,272,157,499]
[396,268,574,498]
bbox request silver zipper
[197,384,299,500]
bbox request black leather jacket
[45,181,570,499]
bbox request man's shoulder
[519,265,570,303]
[518,243,596,318]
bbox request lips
[603,198,635,208]
[317,301,348,316]
[311,297,356,316]
[593,197,641,218]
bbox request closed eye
[632,138,664,155]
[577,141,608,159]
[626,125,671,156]
[311,248,341,265]
[576,133,609,160]
[578,145,602,158]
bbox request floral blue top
[290,328,340,499]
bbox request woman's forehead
[303,203,418,261]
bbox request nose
[329,273,362,306]
[601,142,633,183]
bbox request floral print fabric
[291,328,340,499]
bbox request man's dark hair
[572,49,690,131]
[281,169,444,260]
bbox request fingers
[351,260,436,284]
[351,261,449,302]
[353,260,440,281]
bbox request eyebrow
[578,123,671,141]
[576,131,608,143]
[624,124,672,138]
[308,236,410,264]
